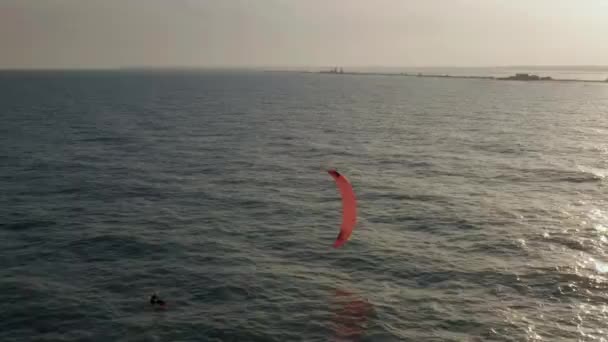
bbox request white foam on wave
[525,325,543,341]
[588,209,608,227]
[593,259,608,274]
[577,165,608,179]
[595,224,608,234]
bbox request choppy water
[1,70,608,341]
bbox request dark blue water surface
[1,70,608,341]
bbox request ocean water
[1,70,608,341]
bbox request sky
[1,0,607,69]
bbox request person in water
[150,293,166,307]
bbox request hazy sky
[1,0,607,69]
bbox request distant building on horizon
[498,73,552,81]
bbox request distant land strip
[265,69,608,84]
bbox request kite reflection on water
[329,288,375,341]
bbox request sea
[1,68,608,341]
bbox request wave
[497,166,603,184]
[2,220,57,231]
[65,235,170,262]
[577,165,608,180]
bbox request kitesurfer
[150,293,166,307]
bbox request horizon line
[2,64,608,71]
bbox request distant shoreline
[265,70,608,84]
[1,67,606,84]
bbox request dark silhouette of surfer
[149,293,166,308]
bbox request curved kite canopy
[327,169,357,248]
